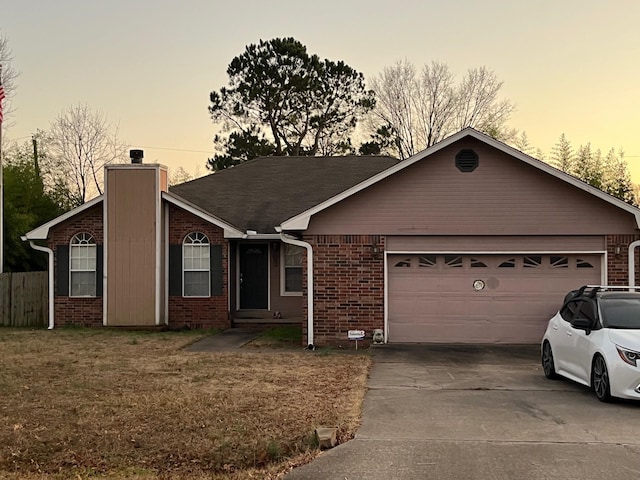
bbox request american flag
[0,75,5,123]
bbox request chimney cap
[130,149,144,164]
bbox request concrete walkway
[285,344,640,480]
[183,328,262,352]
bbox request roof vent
[455,149,478,172]
[130,149,144,164]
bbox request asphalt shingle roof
[169,155,398,233]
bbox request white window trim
[182,232,211,298]
[69,233,97,298]
[280,243,303,297]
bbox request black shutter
[96,245,103,297]
[56,245,69,296]
[169,244,182,296]
[210,244,223,296]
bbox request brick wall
[168,205,230,329]
[48,203,104,327]
[302,234,384,346]
[606,234,640,285]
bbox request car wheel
[591,355,612,402]
[541,341,558,379]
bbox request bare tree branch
[370,61,515,159]
[44,104,128,205]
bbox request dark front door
[239,243,269,309]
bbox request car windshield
[599,298,640,329]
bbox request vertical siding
[107,168,157,326]
[306,138,638,235]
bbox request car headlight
[616,346,640,367]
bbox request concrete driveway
[285,344,640,480]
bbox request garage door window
[551,256,569,268]
[499,258,516,268]
[470,258,487,268]
[418,255,436,267]
[444,255,463,268]
[395,258,411,268]
[524,256,542,268]
[577,259,594,268]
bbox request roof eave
[23,195,105,241]
[280,127,640,231]
[161,191,245,238]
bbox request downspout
[279,231,314,349]
[628,240,640,289]
[22,237,55,329]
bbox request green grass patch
[260,325,302,341]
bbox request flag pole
[0,64,4,274]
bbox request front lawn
[0,329,371,479]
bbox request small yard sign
[348,330,366,349]
[348,330,365,340]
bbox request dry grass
[0,328,371,479]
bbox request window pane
[194,252,208,269]
[184,271,209,297]
[285,267,303,292]
[183,235,210,296]
[70,257,83,270]
[71,271,96,296]
[285,244,303,267]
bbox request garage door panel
[391,313,568,344]
[388,253,602,344]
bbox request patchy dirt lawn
[0,329,371,479]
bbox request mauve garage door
[388,254,602,343]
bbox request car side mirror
[571,318,592,334]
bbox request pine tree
[550,133,575,174]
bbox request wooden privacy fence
[0,272,48,327]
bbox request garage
[387,253,602,343]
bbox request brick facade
[302,234,384,346]
[48,203,104,327]
[41,202,640,338]
[46,202,231,329]
[168,205,230,329]
[606,234,640,285]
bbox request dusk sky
[2,0,640,179]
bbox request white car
[541,286,640,402]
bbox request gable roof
[162,191,244,238]
[280,127,640,231]
[24,195,104,240]
[170,155,398,233]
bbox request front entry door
[239,243,269,309]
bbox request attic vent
[455,149,478,172]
